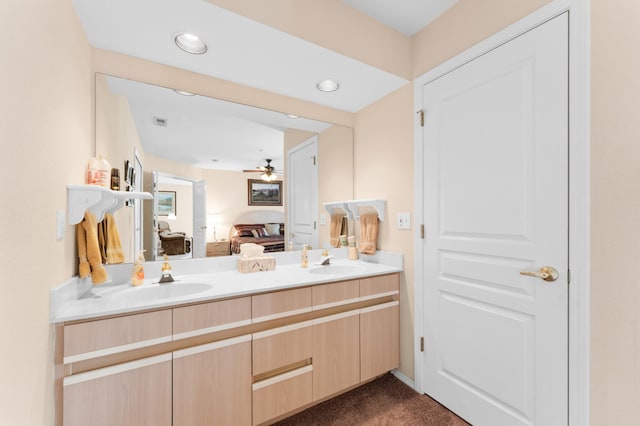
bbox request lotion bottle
[131,250,145,286]
[301,244,309,268]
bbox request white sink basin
[111,283,212,303]
[308,264,366,276]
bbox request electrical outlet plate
[397,212,411,230]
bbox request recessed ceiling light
[174,89,195,96]
[284,113,299,119]
[174,33,207,55]
[316,79,340,92]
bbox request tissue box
[237,256,276,273]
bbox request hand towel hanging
[358,213,379,255]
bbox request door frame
[412,1,590,425]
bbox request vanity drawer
[252,287,311,322]
[173,297,251,339]
[64,310,172,363]
[360,274,399,299]
[312,279,360,310]
[252,321,313,375]
[252,365,313,425]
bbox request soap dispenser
[131,250,145,286]
[301,244,309,268]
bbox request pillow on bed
[237,229,254,237]
[251,228,268,238]
[264,223,280,236]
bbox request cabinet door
[252,287,311,323]
[64,310,172,363]
[360,301,400,381]
[63,354,172,426]
[312,310,360,401]
[311,279,359,310]
[252,366,313,426]
[173,296,251,339]
[253,321,313,376]
[173,336,252,426]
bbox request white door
[151,170,159,261]
[287,136,318,250]
[192,180,207,258]
[133,148,143,256]
[421,13,568,426]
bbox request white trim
[63,335,173,364]
[63,353,172,386]
[251,306,312,324]
[391,368,415,389]
[173,335,252,359]
[252,320,313,339]
[359,300,398,314]
[312,297,361,311]
[358,290,399,302]
[311,309,360,325]
[252,365,313,390]
[172,319,252,340]
[412,1,590,424]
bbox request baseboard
[391,369,415,390]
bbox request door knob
[520,266,559,282]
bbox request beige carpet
[275,373,470,425]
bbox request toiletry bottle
[288,240,294,251]
[131,250,145,286]
[110,168,120,191]
[87,157,99,185]
[97,156,111,188]
[301,244,308,268]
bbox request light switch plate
[397,212,411,230]
[56,209,65,240]
[320,214,326,225]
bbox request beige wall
[590,0,640,424]
[0,0,92,424]
[354,85,414,377]
[412,0,553,77]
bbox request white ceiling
[342,0,459,36]
[74,0,456,170]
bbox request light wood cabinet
[63,310,172,362]
[312,310,360,401]
[206,240,230,256]
[63,354,172,426]
[360,274,400,381]
[252,366,313,426]
[253,321,313,376]
[252,287,311,322]
[173,336,252,426]
[173,297,251,339]
[58,272,401,425]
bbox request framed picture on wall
[248,179,282,206]
[157,191,176,215]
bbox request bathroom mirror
[95,73,354,263]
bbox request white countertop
[50,249,403,323]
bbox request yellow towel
[330,214,346,248]
[98,219,107,264]
[358,213,379,255]
[103,213,125,264]
[81,211,108,285]
[76,220,90,279]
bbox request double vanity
[52,249,402,425]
